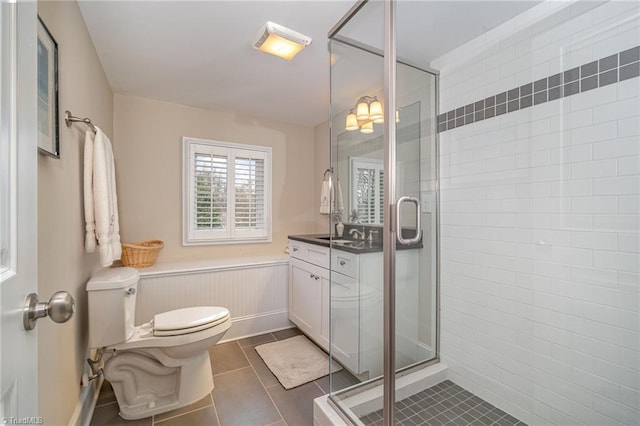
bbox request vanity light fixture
[254,21,312,60]
[345,96,399,133]
[356,99,371,120]
[360,121,374,134]
[369,99,383,122]
[345,112,359,131]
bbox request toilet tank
[86,267,139,348]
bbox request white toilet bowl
[87,267,230,420]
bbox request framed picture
[37,16,59,158]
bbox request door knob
[23,291,75,330]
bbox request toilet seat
[154,306,230,336]
[108,306,231,352]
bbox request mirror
[335,101,421,225]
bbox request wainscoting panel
[136,256,291,341]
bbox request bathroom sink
[289,234,420,254]
[316,236,354,244]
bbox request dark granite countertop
[288,234,422,254]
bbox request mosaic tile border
[437,45,640,133]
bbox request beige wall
[113,95,318,261]
[37,1,113,424]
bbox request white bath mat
[255,335,342,389]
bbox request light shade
[369,99,383,122]
[345,113,359,131]
[254,22,312,60]
[360,121,374,133]
[396,110,400,123]
[356,101,370,120]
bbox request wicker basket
[121,240,164,268]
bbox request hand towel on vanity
[84,127,122,267]
[335,179,345,214]
[320,180,331,214]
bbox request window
[349,157,384,224]
[183,138,271,245]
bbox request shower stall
[321,1,640,425]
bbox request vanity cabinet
[288,239,367,376]
[288,237,419,379]
[288,240,331,350]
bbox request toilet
[86,267,230,420]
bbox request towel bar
[323,168,333,180]
[65,110,97,133]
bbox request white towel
[84,127,121,267]
[83,131,96,253]
[320,180,330,214]
[335,179,344,214]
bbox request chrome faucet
[349,228,365,240]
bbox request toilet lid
[153,306,229,336]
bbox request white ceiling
[79,0,541,127]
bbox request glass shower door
[327,1,438,423]
[393,61,438,373]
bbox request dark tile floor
[90,331,527,426]
[359,380,527,426]
[90,328,360,426]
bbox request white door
[0,0,39,419]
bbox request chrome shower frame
[327,0,442,425]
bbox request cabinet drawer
[289,240,330,269]
[331,250,358,279]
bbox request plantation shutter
[378,169,384,223]
[185,138,271,244]
[194,153,228,230]
[350,158,384,224]
[233,152,266,236]
[187,143,230,241]
[355,167,376,223]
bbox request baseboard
[68,375,103,426]
[219,309,293,342]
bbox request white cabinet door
[329,271,360,373]
[358,252,384,378]
[288,258,321,337]
[318,267,330,350]
[395,250,420,363]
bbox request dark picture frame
[37,16,59,158]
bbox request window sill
[182,237,272,246]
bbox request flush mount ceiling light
[254,21,312,60]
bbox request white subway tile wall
[434,2,639,425]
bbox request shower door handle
[396,196,422,246]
